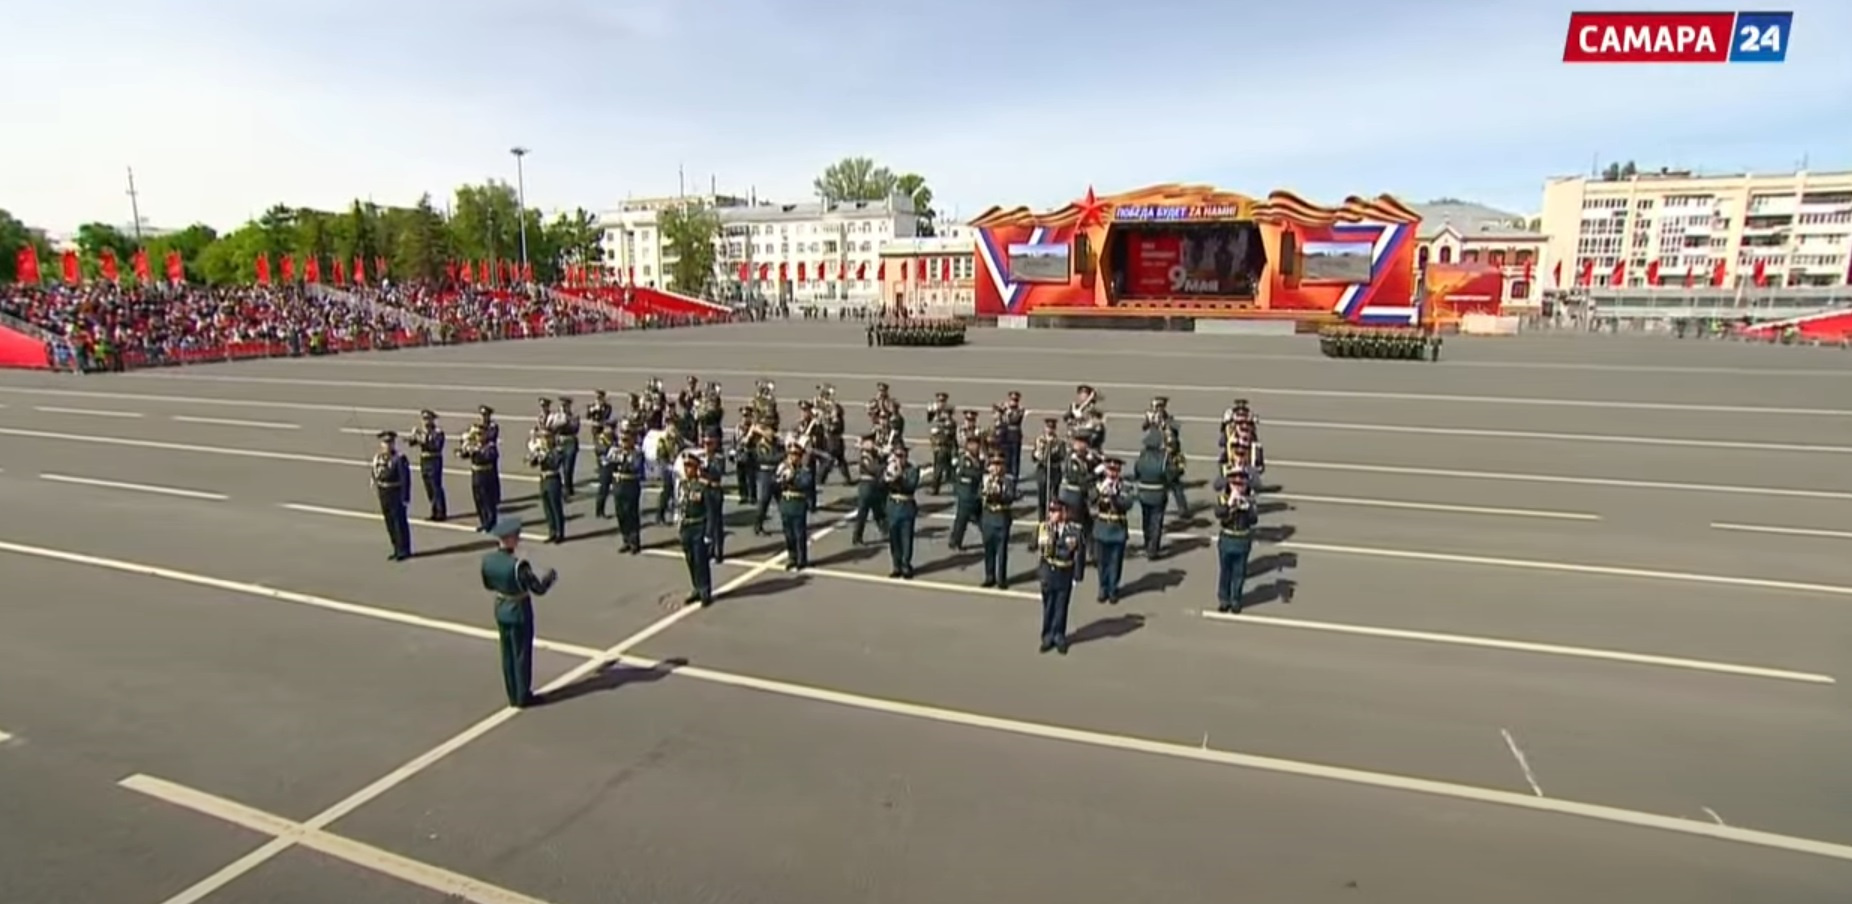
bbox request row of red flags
[254,254,391,287]
[13,246,186,286]
[732,258,954,284]
[1547,257,1771,288]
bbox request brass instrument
[1037,521,1059,558]
[456,425,484,460]
[370,451,393,484]
[1031,432,1054,466]
[883,457,904,485]
[1097,474,1123,504]
[775,458,798,488]
[981,471,1003,501]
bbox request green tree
[0,209,54,282]
[814,156,897,203]
[658,202,720,295]
[449,181,524,263]
[1600,160,1639,181]
[145,223,220,283]
[391,194,451,282]
[894,172,937,235]
[543,207,602,282]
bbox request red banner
[777,263,787,283]
[856,262,867,280]
[15,246,40,283]
[797,262,807,282]
[737,262,750,281]
[376,256,388,281]
[305,256,321,284]
[165,250,184,283]
[100,249,120,282]
[1752,258,1767,287]
[876,262,886,280]
[940,257,952,282]
[280,254,295,283]
[255,254,272,286]
[913,259,926,281]
[132,248,151,284]
[758,263,770,281]
[333,258,348,286]
[1645,260,1660,285]
[62,250,79,284]
[1126,232,1182,295]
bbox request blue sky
[3,0,1848,233]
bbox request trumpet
[775,458,798,487]
[981,471,1004,501]
[1037,521,1057,557]
[1097,475,1123,501]
[883,457,904,485]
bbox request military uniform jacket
[980,475,1019,521]
[463,438,500,473]
[1032,433,1064,479]
[481,549,556,622]
[533,447,565,479]
[1058,452,1096,503]
[773,460,814,515]
[1039,521,1082,574]
[885,465,922,514]
[1092,481,1133,542]
[593,433,615,467]
[928,412,955,450]
[856,450,885,487]
[700,451,727,488]
[1131,450,1169,504]
[952,454,983,498]
[373,452,412,501]
[411,426,445,464]
[556,414,582,443]
[586,401,613,428]
[606,447,645,483]
[676,481,710,529]
[1000,407,1025,442]
[1213,493,1259,537]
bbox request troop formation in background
[1317,324,1442,361]
[867,317,968,347]
[363,379,1267,671]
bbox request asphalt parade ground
[1,323,1850,903]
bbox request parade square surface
[2,323,1851,903]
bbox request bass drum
[640,428,672,481]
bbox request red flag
[334,258,349,287]
[1645,260,1660,285]
[838,261,848,281]
[100,249,121,282]
[1522,260,1534,284]
[521,262,532,283]
[777,262,788,283]
[353,257,367,286]
[376,256,388,281]
[797,262,807,282]
[737,262,751,281]
[61,250,79,285]
[279,255,295,283]
[255,254,272,286]
[939,257,952,281]
[627,265,636,286]
[1577,259,1593,287]
[876,261,886,280]
[305,256,321,284]
[165,250,184,283]
[758,263,770,281]
[913,259,926,281]
[16,246,41,283]
[1609,259,1625,287]
[132,248,151,284]
[1551,260,1562,287]
[480,260,492,286]
[1711,259,1726,287]
[818,262,829,281]
[856,262,867,281]
[1683,265,1694,288]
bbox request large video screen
[1303,240,1374,283]
[1121,224,1262,297]
[1007,242,1071,283]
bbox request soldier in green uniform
[849,433,888,546]
[978,453,1018,589]
[592,423,618,519]
[407,409,448,522]
[1091,458,1132,605]
[699,434,728,562]
[555,396,582,497]
[947,436,984,551]
[773,443,815,570]
[733,408,762,505]
[461,407,501,533]
[675,455,715,605]
[1132,427,1171,558]
[883,444,921,579]
[1030,417,1063,522]
[1036,501,1081,655]
[371,430,414,561]
[926,392,955,495]
[528,429,567,543]
[480,516,557,708]
[608,431,646,553]
[1211,469,1258,613]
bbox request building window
[1438,246,1453,264]
[1417,246,1430,267]
[1511,280,1530,299]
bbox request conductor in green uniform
[675,455,715,606]
[480,517,557,708]
[884,444,921,580]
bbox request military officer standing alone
[372,430,414,561]
[407,409,448,521]
[529,430,568,543]
[1092,458,1133,604]
[1211,470,1259,613]
[1037,501,1082,654]
[884,445,921,580]
[947,436,984,551]
[978,453,1019,589]
[480,516,557,708]
[774,443,815,570]
[675,456,715,605]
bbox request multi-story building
[1411,201,1551,311]
[1539,169,1852,291]
[877,226,977,316]
[597,192,920,305]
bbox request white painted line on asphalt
[38,473,228,501]
[1195,611,1834,685]
[1264,459,1852,502]
[120,775,562,904]
[0,728,12,744]
[12,529,1849,865]
[0,385,464,420]
[32,405,142,419]
[172,415,300,431]
[206,363,1852,418]
[338,427,393,436]
[1500,729,1544,797]
[608,651,1852,864]
[1270,492,1600,521]
[1704,807,1727,826]
[0,536,601,659]
[0,426,528,485]
[1284,540,1852,600]
[1712,522,1852,541]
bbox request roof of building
[1412,201,1542,241]
[718,197,917,225]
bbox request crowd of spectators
[0,281,675,372]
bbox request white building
[597,193,922,304]
[1411,201,1551,312]
[1539,169,1852,290]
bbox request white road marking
[1500,729,1544,797]
[1284,540,1852,600]
[14,532,1851,864]
[0,384,469,421]
[157,366,1852,419]
[1711,522,1852,541]
[0,729,12,744]
[32,405,142,419]
[1271,459,1852,502]
[120,775,561,904]
[1196,611,1832,685]
[1269,492,1600,521]
[338,427,394,436]
[1703,807,1727,826]
[38,473,228,501]
[172,415,300,431]
[0,426,535,485]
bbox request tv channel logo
[1563,11,1792,63]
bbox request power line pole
[509,147,531,279]
[125,166,144,243]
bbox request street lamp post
[510,146,530,281]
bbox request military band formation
[1317,325,1442,361]
[367,379,1267,703]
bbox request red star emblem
[1074,186,1107,228]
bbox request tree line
[3,156,939,295]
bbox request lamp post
[510,146,530,280]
